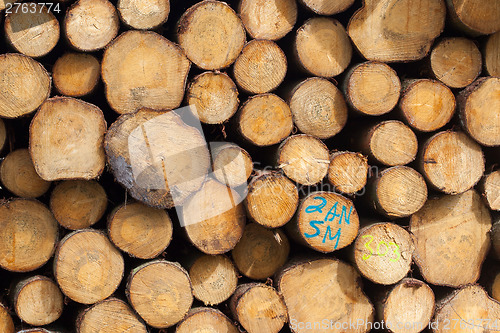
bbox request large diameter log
[4,3,59,58]
[458,77,500,147]
[211,143,253,188]
[0,303,14,333]
[294,17,352,77]
[0,53,51,118]
[126,260,193,329]
[177,1,246,70]
[479,170,500,210]
[77,298,147,333]
[446,0,500,35]
[117,0,169,30]
[410,190,491,287]
[232,223,289,280]
[287,191,359,253]
[0,199,58,272]
[52,53,100,97]
[12,276,63,326]
[348,0,445,62]
[299,0,355,15]
[229,283,288,333]
[108,201,173,259]
[238,0,296,40]
[352,223,414,285]
[0,148,51,198]
[54,229,124,304]
[64,0,119,51]
[102,31,190,114]
[327,151,368,195]
[420,131,485,194]
[30,97,107,181]
[277,258,374,333]
[485,31,500,77]
[105,108,210,209]
[176,307,238,333]
[288,77,348,139]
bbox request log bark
[4,3,59,58]
[0,53,51,119]
[485,31,500,77]
[126,260,193,329]
[299,0,355,15]
[0,199,58,272]
[186,71,239,124]
[231,223,289,280]
[399,79,456,132]
[64,0,119,51]
[52,53,100,97]
[107,201,173,259]
[0,148,51,198]
[327,151,368,195]
[176,307,239,333]
[117,0,169,30]
[491,217,500,260]
[288,77,348,139]
[102,30,190,114]
[294,17,352,77]
[343,61,401,116]
[229,283,288,333]
[458,77,500,147]
[245,170,299,228]
[12,276,63,326]
[410,190,491,287]
[348,0,445,62]
[419,131,485,194]
[0,303,14,333]
[238,0,296,40]
[211,143,253,188]
[54,229,124,304]
[30,97,107,181]
[446,0,500,35]
[277,134,330,186]
[479,170,500,210]
[177,0,246,70]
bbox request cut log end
[176,307,238,333]
[53,53,100,97]
[485,31,500,77]
[481,170,500,210]
[447,0,500,35]
[117,0,169,30]
[0,304,14,333]
[300,0,355,15]
[211,143,253,188]
[327,151,368,195]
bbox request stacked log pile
[0,0,499,332]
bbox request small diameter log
[359,120,418,166]
[327,151,368,195]
[288,191,359,253]
[343,61,401,116]
[277,258,374,333]
[420,131,485,194]
[189,254,238,306]
[245,170,299,228]
[399,79,456,132]
[4,3,59,58]
[183,179,246,254]
[0,303,14,333]
[211,143,253,188]
[458,77,500,147]
[485,31,500,77]
[54,229,124,304]
[77,298,147,333]
[105,108,210,209]
[176,307,238,333]
[177,1,246,70]
[108,202,173,259]
[0,119,5,151]
[288,77,348,139]
[0,53,51,118]
[230,283,288,333]
[126,260,193,329]
[102,31,190,114]
[368,166,428,218]
[348,0,445,62]
[12,276,63,326]
[0,148,51,198]
[238,0,296,40]
[231,223,289,280]
[0,199,58,272]
[64,0,119,52]
[117,0,169,30]
[433,285,500,333]
[233,40,287,94]
[429,37,482,88]
[446,0,500,35]
[294,17,352,77]
[410,190,491,287]
[379,278,435,333]
[352,223,415,285]
[277,134,330,186]
[52,53,100,97]
[237,94,293,147]
[186,71,239,124]
[50,180,107,230]
[480,170,500,210]
[30,97,107,181]
[299,0,355,15]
